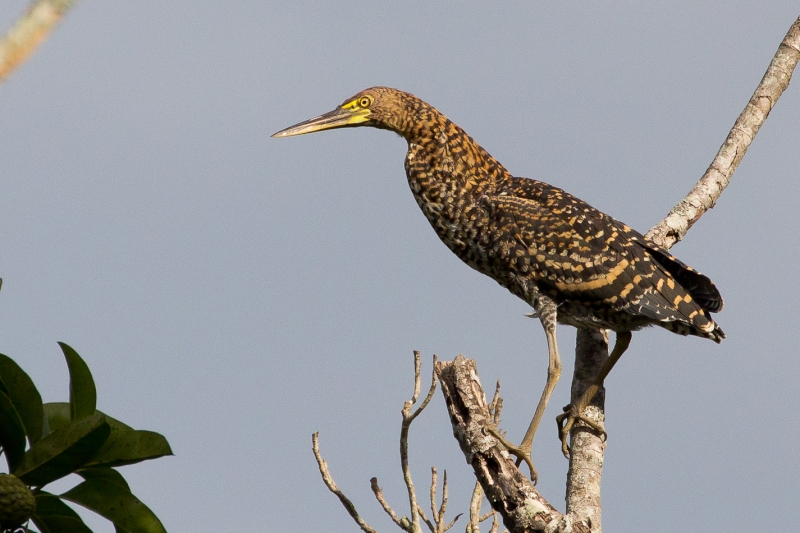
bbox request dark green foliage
[0,344,173,533]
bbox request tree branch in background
[0,0,79,85]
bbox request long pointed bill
[271,106,371,138]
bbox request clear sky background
[1,2,798,532]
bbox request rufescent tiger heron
[273,87,724,482]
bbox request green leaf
[43,403,73,435]
[32,513,95,533]
[44,403,135,435]
[62,478,167,533]
[103,413,134,432]
[0,388,26,472]
[15,412,110,487]
[85,429,173,468]
[76,467,130,491]
[0,353,44,444]
[34,491,82,519]
[58,343,96,420]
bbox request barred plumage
[274,86,724,480]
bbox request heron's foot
[555,403,606,458]
[485,425,538,484]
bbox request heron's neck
[403,114,512,195]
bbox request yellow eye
[359,96,372,108]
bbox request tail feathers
[660,316,726,343]
[641,244,724,313]
[628,284,725,342]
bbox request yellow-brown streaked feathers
[482,176,724,342]
[273,87,725,343]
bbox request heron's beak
[272,105,371,138]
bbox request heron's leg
[555,330,632,457]
[487,296,560,484]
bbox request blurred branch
[0,0,79,85]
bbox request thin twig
[370,477,405,530]
[467,482,482,533]
[429,467,439,531]
[488,380,502,425]
[410,351,422,404]
[400,353,439,533]
[428,468,460,532]
[409,354,439,422]
[312,433,379,533]
[416,504,436,533]
[437,470,448,531]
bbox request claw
[556,404,607,458]
[485,425,539,484]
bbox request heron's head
[272,86,428,139]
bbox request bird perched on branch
[273,87,724,482]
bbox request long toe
[486,425,539,484]
[556,404,607,458]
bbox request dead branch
[316,352,469,533]
[313,432,379,533]
[566,12,800,527]
[397,351,439,532]
[436,356,588,533]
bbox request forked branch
[314,352,467,533]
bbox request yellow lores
[272,96,373,137]
[273,87,724,482]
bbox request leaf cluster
[0,343,173,533]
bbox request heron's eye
[359,96,373,108]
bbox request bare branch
[317,353,448,533]
[0,0,79,85]
[399,353,440,533]
[565,329,608,526]
[438,470,449,531]
[408,354,439,422]
[312,433,380,533]
[436,356,590,533]
[410,350,423,404]
[488,380,503,425]
[429,468,439,530]
[370,477,405,530]
[416,504,436,533]
[646,16,800,250]
[467,482,482,533]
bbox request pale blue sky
[1,2,798,531]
